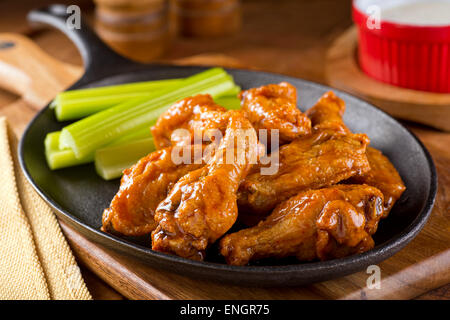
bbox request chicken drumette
[221,184,384,266]
[152,111,260,260]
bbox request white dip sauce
[381,1,450,26]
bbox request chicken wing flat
[152,111,260,260]
[151,94,228,149]
[102,145,206,236]
[237,131,371,220]
[346,147,406,215]
[240,82,311,145]
[221,184,384,265]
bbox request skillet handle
[28,4,140,87]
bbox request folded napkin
[0,117,91,300]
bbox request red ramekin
[353,0,450,93]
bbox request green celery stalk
[45,132,93,169]
[214,95,241,110]
[60,68,236,159]
[111,126,151,145]
[54,78,182,121]
[45,127,152,170]
[224,85,241,97]
[95,137,155,180]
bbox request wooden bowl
[94,0,164,9]
[94,0,170,62]
[173,0,241,37]
[95,22,169,62]
[95,2,168,33]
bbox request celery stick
[60,68,235,159]
[45,127,152,170]
[95,137,155,180]
[214,95,241,110]
[60,79,181,98]
[111,126,151,145]
[45,132,93,170]
[54,78,182,121]
[224,84,241,97]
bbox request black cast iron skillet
[19,5,437,286]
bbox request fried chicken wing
[306,92,406,214]
[102,145,206,236]
[151,94,228,149]
[240,82,311,145]
[237,131,371,221]
[346,147,406,215]
[305,91,349,134]
[237,91,369,223]
[221,185,384,265]
[151,111,259,260]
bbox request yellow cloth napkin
[0,117,92,300]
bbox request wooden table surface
[0,0,448,300]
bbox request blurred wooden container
[94,0,171,62]
[173,0,241,37]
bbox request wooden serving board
[326,26,450,132]
[0,32,449,300]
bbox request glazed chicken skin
[237,90,370,221]
[305,91,349,134]
[221,185,384,266]
[102,145,206,236]
[346,147,406,215]
[307,92,406,214]
[151,111,260,260]
[238,132,370,221]
[151,94,228,150]
[240,82,311,146]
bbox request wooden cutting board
[0,32,449,300]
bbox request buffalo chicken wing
[221,185,384,265]
[307,91,405,215]
[237,131,371,220]
[102,145,206,236]
[151,111,260,260]
[151,94,228,149]
[240,82,311,145]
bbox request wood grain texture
[326,27,450,131]
[0,33,83,109]
[0,0,448,300]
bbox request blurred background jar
[173,0,241,37]
[94,0,172,62]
